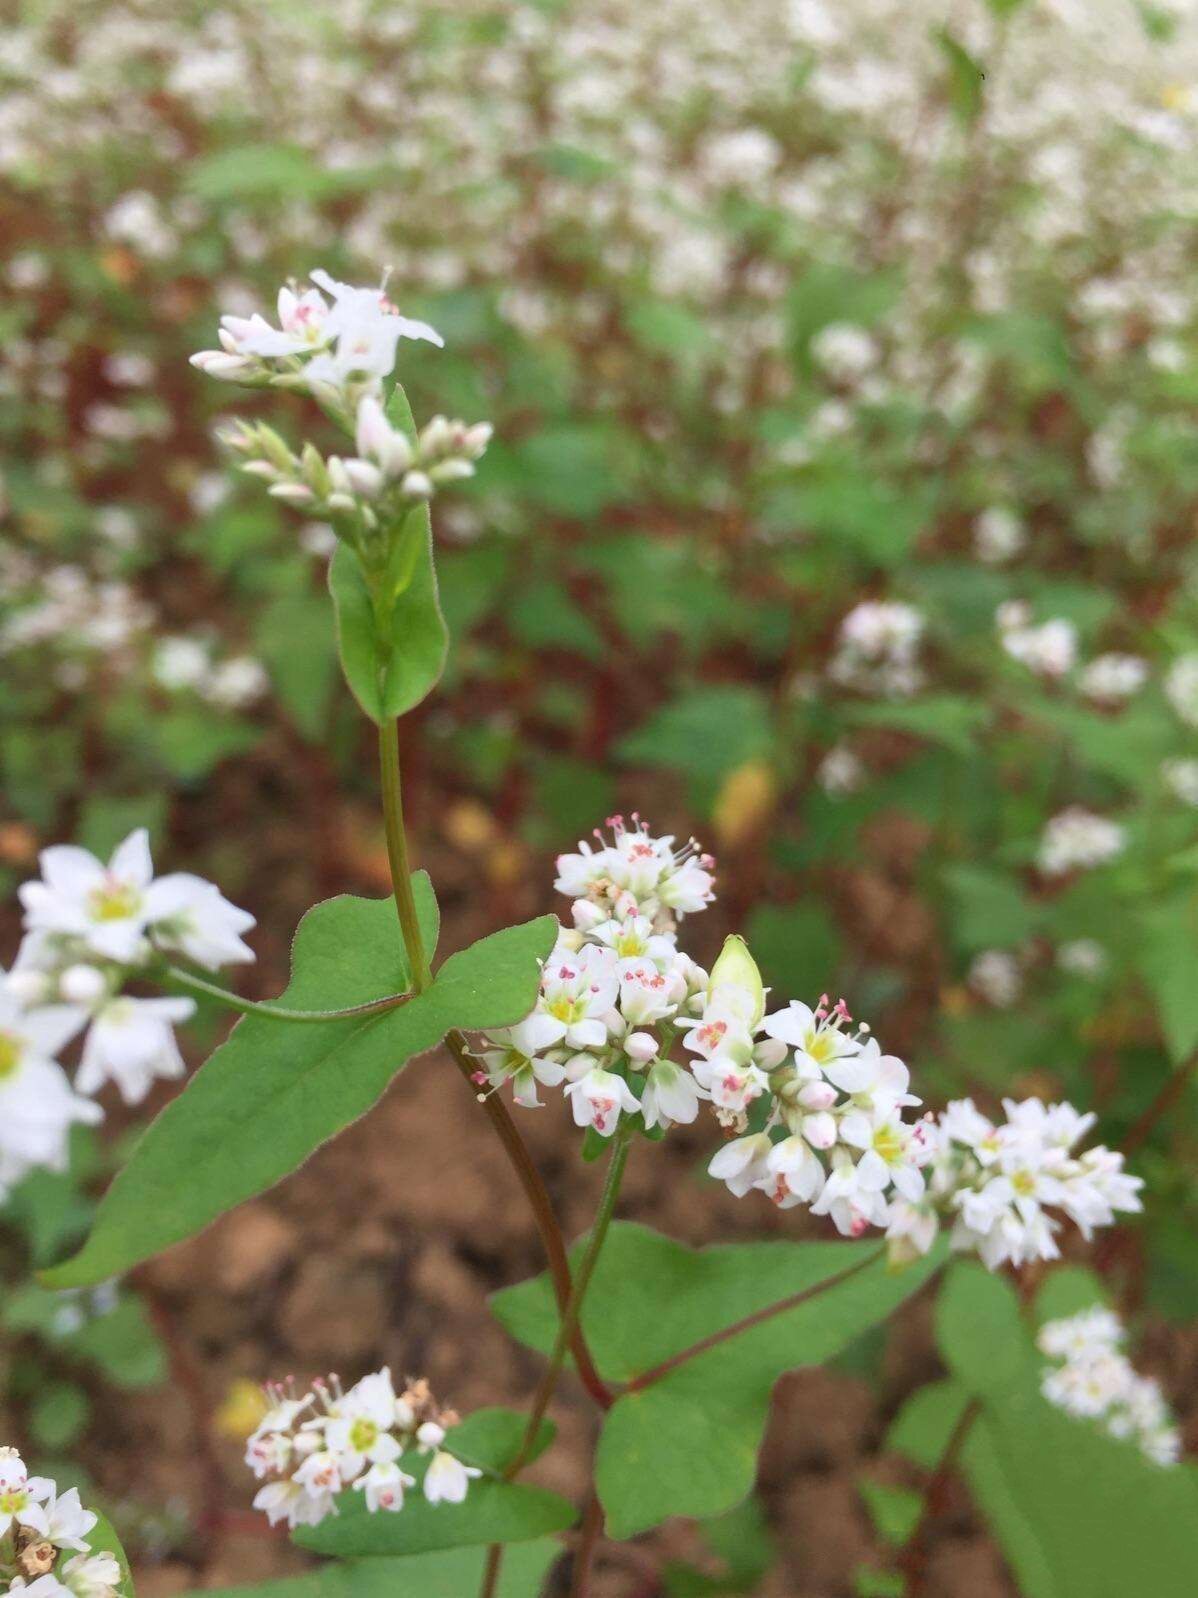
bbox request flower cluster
[481,816,715,1133]
[1037,807,1126,877]
[482,819,1143,1273]
[885,1099,1143,1270]
[0,829,254,1198]
[245,1368,480,1529]
[193,272,491,543]
[828,602,924,699]
[191,271,442,400]
[0,1448,121,1598]
[696,974,933,1236]
[997,603,1078,680]
[1038,1308,1181,1466]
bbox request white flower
[760,1134,826,1208]
[422,1450,482,1506]
[354,1459,415,1512]
[221,284,333,359]
[564,1066,641,1136]
[1164,653,1198,727]
[20,830,157,963]
[1162,758,1198,806]
[19,829,255,972]
[1038,1308,1181,1466]
[1079,653,1148,703]
[139,872,256,969]
[829,602,924,698]
[0,1451,52,1538]
[40,1485,98,1552]
[76,996,194,1105]
[968,950,1022,1008]
[974,507,1025,564]
[62,1553,121,1598]
[203,656,269,710]
[1038,808,1125,876]
[0,992,99,1178]
[811,322,878,382]
[539,944,619,1052]
[481,1013,568,1108]
[13,1578,72,1598]
[152,636,210,691]
[763,997,864,1077]
[324,1369,405,1479]
[708,1133,773,1197]
[811,1147,892,1237]
[252,1478,333,1529]
[292,1449,343,1500]
[640,1059,705,1130]
[1000,614,1077,678]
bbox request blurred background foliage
[1,0,1197,1545]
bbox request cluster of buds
[1038,1308,1180,1466]
[0,1449,121,1598]
[245,1368,480,1529]
[1,830,254,1198]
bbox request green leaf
[492,1223,943,1537]
[255,593,337,740]
[86,1509,136,1598]
[859,1478,923,1546]
[937,1265,1198,1598]
[328,531,448,724]
[848,695,987,757]
[935,26,985,123]
[329,385,448,723]
[293,1467,575,1558]
[1138,890,1198,1063]
[29,1382,89,1450]
[446,1407,555,1473]
[885,1379,970,1471]
[42,895,556,1289]
[180,1541,560,1598]
[617,686,773,808]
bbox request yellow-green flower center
[349,1418,379,1454]
[0,1487,29,1515]
[805,1030,836,1064]
[87,880,141,923]
[872,1123,904,1165]
[546,996,584,1024]
[0,1031,23,1081]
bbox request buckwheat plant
[23,272,1191,1595]
[0,1449,125,1598]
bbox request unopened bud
[60,964,107,1005]
[624,1032,658,1066]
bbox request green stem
[507,1127,632,1478]
[378,716,432,993]
[162,964,411,1023]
